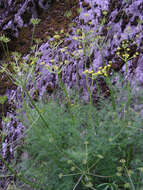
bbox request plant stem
[0,153,41,189]
[73,174,84,190]
[31,25,35,47]
[6,43,10,61]
[125,61,131,107]
[105,77,116,110]
[100,48,105,67]
[83,46,93,105]
[2,103,4,118]
[23,85,49,129]
[1,42,7,57]
[57,73,74,122]
[124,166,135,190]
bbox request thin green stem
[6,43,10,61]
[100,48,105,67]
[125,61,131,108]
[76,63,80,89]
[57,73,74,122]
[73,174,84,190]
[124,166,135,190]
[23,85,49,130]
[83,46,93,105]
[0,153,41,189]
[62,173,82,177]
[94,41,105,67]
[88,172,113,178]
[1,42,7,57]
[2,103,4,118]
[105,77,116,110]
[31,25,35,47]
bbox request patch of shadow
[21,11,32,24]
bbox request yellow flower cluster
[116,51,139,61]
[138,167,143,172]
[83,64,111,79]
[116,166,123,177]
[120,159,126,164]
[31,18,41,25]
[0,34,10,43]
[72,31,86,41]
[45,64,60,73]
[72,49,83,57]
[53,34,61,40]
[60,46,68,53]
[133,51,139,58]
[124,183,130,188]
[116,40,139,61]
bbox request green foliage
[0,6,142,189]
[0,34,10,59]
[0,95,8,104]
[15,78,143,189]
[64,10,72,18]
[7,182,20,190]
